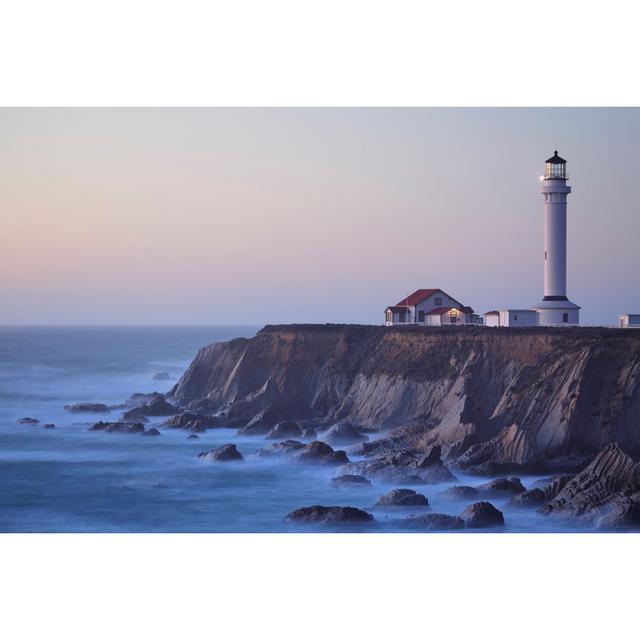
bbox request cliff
[170,324,640,471]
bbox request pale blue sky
[1,108,638,325]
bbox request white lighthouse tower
[533,151,580,325]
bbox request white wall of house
[498,310,539,327]
[414,291,464,322]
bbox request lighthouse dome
[545,150,566,164]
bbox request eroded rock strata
[167,324,640,529]
[171,325,640,469]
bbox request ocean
[0,325,581,533]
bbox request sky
[0,107,638,325]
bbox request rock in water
[198,444,243,462]
[64,403,110,413]
[152,372,170,381]
[89,421,145,434]
[323,421,368,446]
[376,488,428,507]
[543,443,640,529]
[187,434,199,439]
[295,441,349,465]
[238,408,282,435]
[18,417,39,425]
[142,428,161,436]
[476,477,526,497]
[43,423,56,429]
[122,395,178,419]
[459,502,505,528]
[344,445,455,485]
[508,488,546,507]
[164,412,219,432]
[256,440,306,458]
[331,474,371,487]
[265,421,302,440]
[405,513,465,531]
[285,505,374,524]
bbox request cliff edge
[170,324,640,471]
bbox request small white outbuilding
[619,314,640,328]
[483,309,539,327]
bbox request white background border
[1,1,639,638]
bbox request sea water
[0,326,582,533]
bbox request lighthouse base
[532,299,580,326]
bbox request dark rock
[64,402,110,413]
[476,477,526,497]
[187,434,199,439]
[295,441,349,466]
[417,445,444,468]
[125,392,163,407]
[152,483,168,489]
[238,408,281,435]
[43,423,56,429]
[331,474,371,487]
[285,505,374,524]
[459,501,505,528]
[256,440,348,465]
[376,488,428,507]
[543,443,640,529]
[508,488,546,507]
[324,421,368,446]
[142,427,161,436]
[164,412,219,432]
[595,497,640,530]
[345,449,455,485]
[302,428,318,441]
[531,474,573,500]
[122,395,178,419]
[405,513,465,530]
[438,485,480,500]
[265,421,302,440]
[89,421,145,434]
[256,440,306,458]
[198,443,243,462]
[18,417,39,425]
[152,372,170,381]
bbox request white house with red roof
[384,289,476,326]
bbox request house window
[418,311,425,322]
[434,297,442,306]
[386,311,392,323]
[563,313,569,323]
[399,311,406,323]
[514,314,518,321]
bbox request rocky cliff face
[170,324,640,471]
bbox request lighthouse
[533,151,580,325]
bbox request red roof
[427,306,474,316]
[427,306,454,315]
[395,289,440,307]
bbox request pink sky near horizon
[1,108,639,325]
